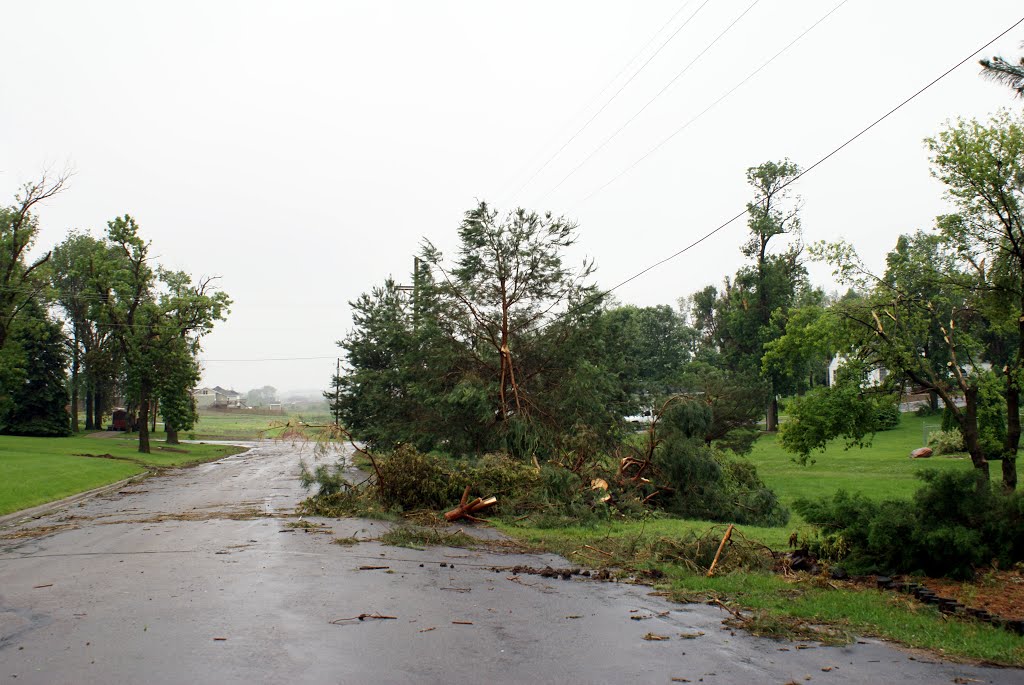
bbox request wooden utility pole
[334,357,341,426]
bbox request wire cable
[574,0,851,208]
[537,13,1024,332]
[496,0,697,204]
[503,0,715,203]
[537,0,763,204]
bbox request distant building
[193,387,217,408]
[192,386,243,408]
[827,356,887,388]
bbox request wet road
[0,440,1020,684]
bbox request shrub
[927,429,964,455]
[794,470,1024,579]
[873,402,900,431]
[653,435,789,527]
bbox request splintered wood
[444,485,497,523]
[706,524,734,577]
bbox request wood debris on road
[330,613,397,624]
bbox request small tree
[0,300,71,436]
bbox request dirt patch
[0,524,78,539]
[924,568,1024,620]
[72,453,162,470]
[96,508,275,525]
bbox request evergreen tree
[0,300,70,436]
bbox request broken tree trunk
[706,524,734,577]
[444,487,498,523]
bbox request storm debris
[330,613,397,624]
[642,633,670,641]
[444,486,497,523]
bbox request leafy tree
[926,109,1024,489]
[51,232,119,431]
[95,216,229,452]
[597,304,695,408]
[330,278,420,448]
[418,202,616,456]
[336,203,623,458]
[421,203,600,422]
[0,299,71,436]
[782,232,1003,486]
[677,362,767,454]
[689,161,807,431]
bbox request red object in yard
[111,409,128,431]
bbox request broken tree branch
[706,524,734,577]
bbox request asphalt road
[0,440,1020,684]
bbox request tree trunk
[960,385,991,491]
[94,391,103,431]
[1004,377,1020,491]
[766,396,779,432]
[70,331,80,433]
[151,398,158,433]
[85,386,94,430]
[929,390,939,412]
[166,427,179,445]
[138,384,151,454]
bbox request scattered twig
[440,587,471,593]
[212,637,227,641]
[330,613,397,624]
[710,598,744,620]
[358,565,390,571]
[451,620,474,625]
[418,626,437,633]
[582,544,614,558]
[32,583,53,589]
[642,632,670,641]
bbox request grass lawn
[0,435,246,516]
[494,412,1024,665]
[184,410,332,440]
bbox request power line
[573,0,851,208]
[537,0,763,204]
[538,14,1024,332]
[496,0,697,204]
[503,0,715,204]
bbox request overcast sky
[2,1,1023,396]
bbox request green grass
[182,410,333,440]
[0,435,245,516]
[493,413,1024,665]
[751,413,1022,511]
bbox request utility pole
[334,357,341,427]
[396,256,421,330]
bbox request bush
[794,470,1024,579]
[299,444,614,524]
[653,436,789,527]
[927,429,964,455]
[873,402,900,431]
